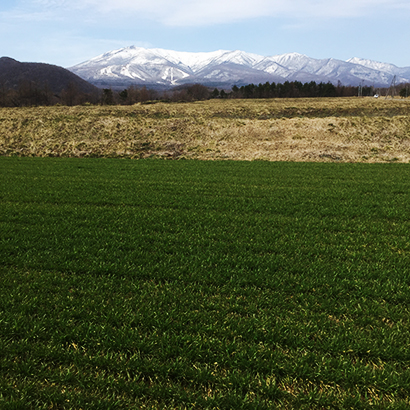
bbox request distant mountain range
[0,57,98,94]
[68,46,410,89]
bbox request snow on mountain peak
[69,46,410,88]
[347,57,398,73]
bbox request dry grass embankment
[1,97,410,162]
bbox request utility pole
[358,80,364,97]
[385,75,397,99]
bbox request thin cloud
[70,0,406,26]
[6,0,406,27]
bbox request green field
[1,157,410,409]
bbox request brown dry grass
[1,97,409,162]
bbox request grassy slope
[1,157,410,409]
[1,97,410,162]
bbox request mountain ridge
[0,56,98,94]
[68,46,410,89]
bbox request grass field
[1,157,410,409]
[1,97,410,162]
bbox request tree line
[226,81,369,99]
[1,79,409,107]
[0,80,100,107]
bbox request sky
[1,0,409,68]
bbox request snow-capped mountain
[347,57,410,83]
[68,46,410,88]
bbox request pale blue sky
[1,0,409,68]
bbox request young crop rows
[1,158,410,408]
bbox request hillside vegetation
[1,97,410,162]
[0,57,99,106]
